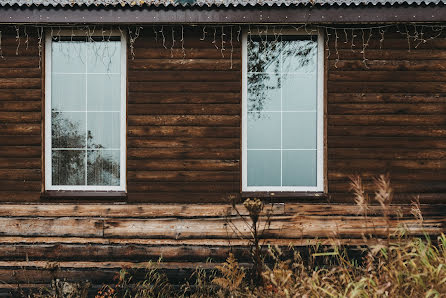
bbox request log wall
[0,29,42,203]
[126,29,241,203]
[0,26,445,291]
[327,30,446,204]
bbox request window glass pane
[282,74,317,111]
[248,150,281,186]
[87,41,121,74]
[282,150,317,186]
[87,112,120,149]
[248,38,281,73]
[245,34,320,190]
[52,41,86,73]
[281,38,317,73]
[52,112,86,148]
[51,74,86,111]
[87,74,121,111]
[52,150,86,185]
[282,112,317,149]
[87,150,120,186]
[247,112,281,149]
[248,73,281,112]
[49,37,123,189]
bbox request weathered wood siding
[0,26,445,292]
[126,29,241,203]
[0,30,42,203]
[0,203,443,289]
[0,28,445,203]
[327,30,446,204]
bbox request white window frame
[241,29,324,192]
[45,30,127,191]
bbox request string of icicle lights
[3,23,446,69]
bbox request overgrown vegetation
[10,175,446,297]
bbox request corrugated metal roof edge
[0,0,444,8]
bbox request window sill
[41,191,127,201]
[241,191,327,199]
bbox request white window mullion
[84,41,88,186]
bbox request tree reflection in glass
[51,111,120,186]
[246,34,319,188]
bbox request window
[45,32,126,191]
[242,31,324,192]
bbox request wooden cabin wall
[0,29,42,203]
[0,27,445,204]
[326,29,446,204]
[0,25,444,292]
[126,28,241,203]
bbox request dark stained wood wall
[126,28,241,203]
[0,30,42,202]
[327,30,446,204]
[0,27,445,205]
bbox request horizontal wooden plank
[0,78,40,89]
[329,148,446,160]
[128,171,239,182]
[329,193,446,204]
[128,92,240,104]
[0,157,40,169]
[129,70,240,82]
[0,135,41,146]
[0,204,239,218]
[329,60,446,71]
[328,81,446,93]
[129,59,240,71]
[328,159,446,171]
[328,49,446,60]
[329,71,446,82]
[128,181,239,192]
[130,47,241,59]
[328,170,446,181]
[128,138,239,149]
[0,112,40,123]
[128,148,239,160]
[127,159,239,171]
[329,180,446,193]
[103,216,442,239]
[0,243,248,262]
[128,126,239,138]
[0,169,40,181]
[329,115,446,126]
[327,136,446,149]
[0,192,39,202]
[328,93,446,104]
[0,218,103,237]
[0,146,40,157]
[0,67,41,78]
[0,181,40,191]
[128,115,239,126]
[133,37,241,50]
[0,101,41,112]
[0,46,39,57]
[0,56,40,68]
[0,202,443,219]
[0,123,40,135]
[328,103,446,115]
[127,192,238,203]
[128,104,239,115]
[328,126,446,137]
[129,81,240,93]
[328,37,446,50]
